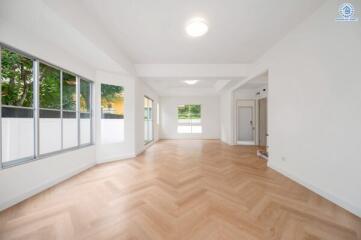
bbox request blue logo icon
[336,3,358,21]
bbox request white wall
[0,146,95,210]
[223,0,361,217]
[220,91,233,144]
[160,96,220,139]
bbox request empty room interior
[0,0,361,239]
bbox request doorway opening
[233,72,268,159]
[236,100,256,145]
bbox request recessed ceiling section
[142,78,236,96]
[79,0,326,64]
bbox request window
[80,79,92,145]
[39,63,61,154]
[1,48,35,164]
[177,104,202,133]
[144,96,153,144]
[101,84,124,144]
[0,45,93,168]
[62,72,77,149]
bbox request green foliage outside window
[1,48,94,112]
[101,84,123,104]
[80,79,90,112]
[1,48,33,107]
[62,72,76,111]
[39,63,60,109]
[177,104,201,119]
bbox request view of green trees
[1,48,93,112]
[177,104,201,119]
[101,84,123,109]
[39,63,61,109]
[62,72,76,111]
[1,48,33,107]
[80,80,90,112]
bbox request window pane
[80,79,90,112]
[39,63,60,109]
[144,97,153,144]
[1,107,34,163]
[80,112,91,144]
[39,109,61,154]
[177,104,201,134]
[63,111,78,149]
[1,48,33,107]
[1,48,35,163]
[62,72,76,111]
[101,84,124,144]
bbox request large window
[144,96,153,144]
[0,45,93,168]
[101,84,124,144]
[1,48,35,164]
[177,104,202,133]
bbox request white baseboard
[268,162,361,218]
[0,162,95,211]
[97,153,137,164]
[237,141,255,145]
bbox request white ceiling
[239,72,268,90]
[79,0,325,64]
[143,78,231,96]
[1,0,326,96]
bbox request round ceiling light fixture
[184,80,199,85]
[185,18,208,37]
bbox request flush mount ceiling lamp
[184,80,199,85]
[185,18,208,37]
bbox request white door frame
[235,100,256,145]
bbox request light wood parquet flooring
[0,140,360,240]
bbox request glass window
[177,104,202,134]
[1,48,35,164]
[101,84,124,144]
[144,96,153,144]
[39,63,61,154]
[0,45,94,168]
[62,72,77,149]
[80,79,91,145]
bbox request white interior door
[236,100,255,145]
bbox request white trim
[0,162,95,211]
[268,161,361,218]
[236,141,255,145]
[97,153,137,164]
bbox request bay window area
[0,45,93,168]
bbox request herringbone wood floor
[0,140,360,240]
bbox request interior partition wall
[0,43,94,169]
